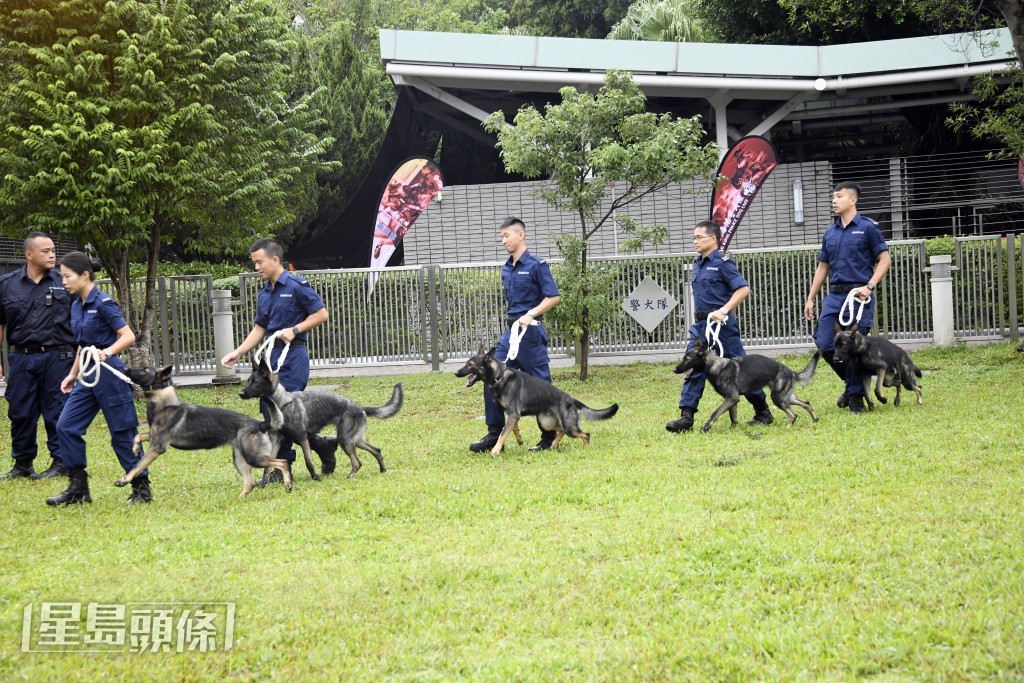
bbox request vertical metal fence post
[158,276,171,366]
[425,266,440,372]
[211,290,240,384]
[1008,234,1019,342]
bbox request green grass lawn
[1,342,1023,681]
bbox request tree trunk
[994,0,1024,67]
[579,237,590,381]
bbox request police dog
[117,365,292,496]
[675,338,820,431]
[239,358,402,478]
[833,323,923,409]
[454,347,619,454]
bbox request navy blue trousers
[5,350,73,464]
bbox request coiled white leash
[506,320,539,361]
[253,329,291,374]
[705,318,725,357]
[76,346,133,387]
[838,289,870,328]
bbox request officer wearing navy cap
[804,181,890,414]
[222,238,331,481]
[666,220,773,433]
[0,232,76,480]
[469,217,561,453]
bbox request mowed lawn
[1,342,1022,681]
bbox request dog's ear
[834,322,842,333]
[850,323,860,335]
[477,345,488,357]
[693,337,707,350]
[486,346,498,359]
[257,355,271,376]
[156,365,173,381]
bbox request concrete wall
[404,161,834,264]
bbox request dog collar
[145,379,174,391]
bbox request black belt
[829,283,859,294]
[695,311,712,321]
[275,338,304,347]
[507,314,544,327]
[9,344,75,354]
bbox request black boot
[0,461,34,480]
[529,430,557,451]
[666,408,696,433]
[127,475,153,504]
[261,459,291,486]
[46,468,91,506]
[746,396,774,426]
[30,459,68,480]
[469,425,502,453]
[836,392,850,408]
[309,434,338,476]
[848,394,867,414]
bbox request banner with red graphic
[709,136,779,251]
[368,157,444,294]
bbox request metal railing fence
[2,236,1017,376]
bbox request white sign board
[623,276,677,333]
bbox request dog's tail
[574,400,619,421]
[365,383,403,419]
[795,351,821,386]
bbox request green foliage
[925,235,956,256]
[608,0,716,42]
[484,70,718,378]
[948,69,1024,161]
[0,0,337,363]
[509,0,633,37]
[547,234,621,344]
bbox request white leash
[705,319,725,357]
[838,290,870,328]
[253,329,291,374]
[506,320,539,361]
[77,346,133,388]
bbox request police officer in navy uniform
[804,181,890,414]
[0,232,76,480]
[666,221,773,433]
[49,252,147,506]
[470,217,561,453]
[221,238,332,481]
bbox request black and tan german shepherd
[454,347,618,455]
[675,338,820,431]
[240,358,402,478]
[833,323,923,409]
[118,365,292,496]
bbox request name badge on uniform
[517,271,530,275]
[279,293,293,298]
[707,267,719,271]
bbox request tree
[508,0,634,37]
[608,0,717,42]
[484,70,719,380]
[0,0,336,366]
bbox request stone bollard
[929,255,954,347]
[211,290,240,385]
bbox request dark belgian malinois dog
[833,323,923,409]
[454,347,619,455]
[675,338,820,431]
[240,358,403,478]
[119,365,292,496]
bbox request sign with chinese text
[623,276,677,333]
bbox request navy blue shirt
[819,213,888,286]
[71,287,128,349]
[254,271,325,341]
[501,250,560,318]
[691,250,748,312]
[0,266,75,347]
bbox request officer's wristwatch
[866,283,875,291]
[291,326,301,336]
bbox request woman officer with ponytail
[46,252,149,506]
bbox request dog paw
[114,479,128,487]
[878,397,888,404]
[311,473,322,482]
[701,425,712,433]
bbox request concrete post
[211,289,240,385]
[930,255,955,347]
